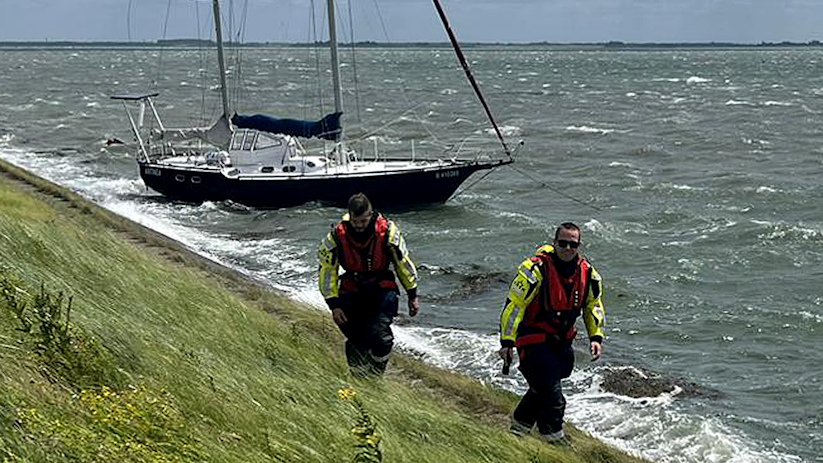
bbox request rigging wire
[125,0,141,70]
[306,0,326,119]
[345,0,363,123]
[367,0,448,149]
[365,0,497,159]
[152,0,174,90]
[508,163,603,212]
[126,0,133,42]
[229,0,250,110]
[195,0,209,127]
[431,0,511,159]
[448,168,497,202]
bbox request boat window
[283,165,296,172]
[255,134,283,149]
[306,161,316,168]
[242,132,257,151]
[231,131,246,151]
[261,166,274,173]
[191,176,202,184]
[175,174,185,182]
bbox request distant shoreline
[1,39,822,50]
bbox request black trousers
[337,288,399,376]
[512,341,575,435]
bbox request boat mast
[212,0,231,119]
[326,0,344,122]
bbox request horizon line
[1,39,822,48]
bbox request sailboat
[112,0,514,210]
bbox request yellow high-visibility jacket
[500,245,605,348]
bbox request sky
[1,0,823,44]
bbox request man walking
[318,193,420,376]
[498,222,605,443]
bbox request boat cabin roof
[230,129,292,152]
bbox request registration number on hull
[435,170,459,179]
[144,168,162,177]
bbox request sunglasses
[555,239,581,249]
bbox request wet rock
[601,365,722,399]
[419,263,509,302]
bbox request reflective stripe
[320,268,336,298]
[521,264,538,285]
[369,351,391,362]
[538,429,565,443]
[387,221,402,247]
[502,305,520,338]
[399,256,417,281]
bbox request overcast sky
[1,0,822,44]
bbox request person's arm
[583,265,606,361]
[498,258,542,359]
[318,230,343,322]
[387,221,420,316]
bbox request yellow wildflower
[337,386,356,401]
[366,434,381,447]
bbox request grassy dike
[0,159,647,463]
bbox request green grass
[0,160,647,463]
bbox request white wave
[7,104,35,111]
[567,369,803,463]
[763,101,792,107]
[364,134,401,145]
[742,138,771,146]
[798,311,823,323]
[767,225,822,241]
[583,218,605,235]
[670,183,694,191]
[450,117,473,125]
[565,125,615,135]
[725,100,754,106]
[33,97,61,106]
[608,161,635,168]
[686,76,711,84]
[276,82,300,92]
[483,125,521,137]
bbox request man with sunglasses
[498,222,605,444]
[318,193,420,377]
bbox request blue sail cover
[231,112,343,141]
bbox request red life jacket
[334,214,398,294]
[515,252,591,348]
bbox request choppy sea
[1,45,821,462]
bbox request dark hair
[347,193,372,216]
[554,222,581,240]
